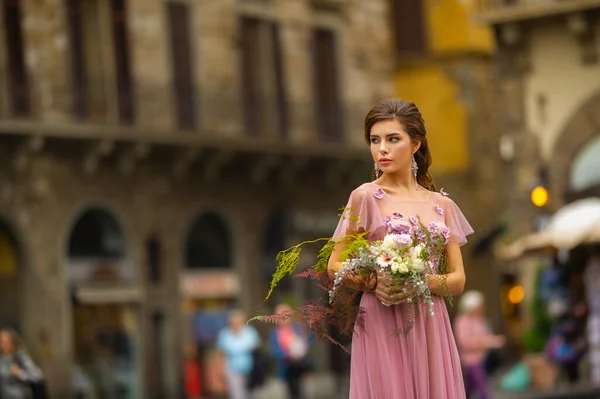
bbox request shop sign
[181,271,239,299]
[68,258,136,284]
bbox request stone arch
[549,90,600,207]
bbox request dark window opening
[240,16,288,138]
[68,209,125,258]
[390,0,427,57]
[185,213,232,269]
[111,0,135,123]
[313,27,343,141]
[167,2,196,130]
[3,0,30,116]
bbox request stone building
[477,0,600,341]
[0,0,394,397]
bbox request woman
[269,303,311,399]
[454,290,505,399]
[0,328,44,399]
[327,99,473,398]
[216,310,260,399]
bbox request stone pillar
[21,0,71,120]
[195,0,243,136]
[276,0,315,143]
[128,0,174,129]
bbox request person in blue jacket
[269,303,312,399]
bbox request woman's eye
[370,138,379,144]
[389,137,399,143]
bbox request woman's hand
[10,364,25,380]
[342,272,377,292]
[374,273,415,306]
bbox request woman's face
[0,331,14,354]
[369,119,420,176]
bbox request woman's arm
[427,241,465,296]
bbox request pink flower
[392,212,404,219]
[441,226,451,244]
[435,205,444,216]
[374,187,385,199]
[428,222,438,233]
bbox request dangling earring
[412,155,419,190]
[374,163,380,179]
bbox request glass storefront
[71,303,140,399]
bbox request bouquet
[331,216,449,320]
[252,211,452,347]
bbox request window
[68,208,125,259]
[240,16,287,138]
[312,27,343,141]
[390,0,426,57]
[185,213,232,269]
[167,2,195,130]
[111,0,134,123]
[3,0,30,116]
[66,0,134,123]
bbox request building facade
[477,0,600,349]
[0,0,395,397]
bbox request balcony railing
[477,0,600,23]
[0,77,368,147]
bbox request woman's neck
[376,170,420,195]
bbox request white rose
[409,257,426,272]
[395,260,409,274]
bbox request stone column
[21,0,71,120]
[195,0,243,137]
[128,0,174,129]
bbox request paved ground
[249,373,600,399]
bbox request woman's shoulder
[431,189,457,207]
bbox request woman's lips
[379,159,392,166]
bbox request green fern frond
[265,237,331,301]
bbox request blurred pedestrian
[454,291,505,399]
[269,303,311,399]
[0,328,46,399]
[216,310,260,399]
[184,343,202,399]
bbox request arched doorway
[569,135,600,198]
[67,208,140,399]
[549,90,600,205]
[181,212,235,397]
[0,219,21,330]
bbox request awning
[497,197,600,260]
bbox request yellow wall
[394,0,493,173]
[427,0,494,54]
[0,231,17,277]
[395,64,469,173]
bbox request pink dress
[333,182,474,399]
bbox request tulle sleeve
[332,186,371,241]
[443,197,474,247]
